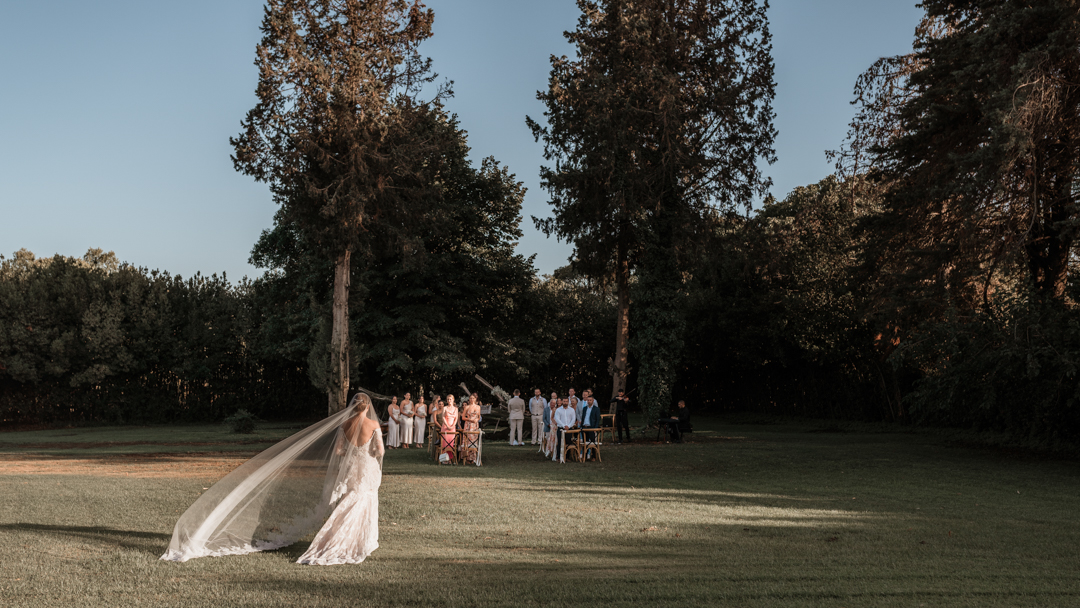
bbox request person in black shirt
[659,400,689,443]
[610,390,632,443]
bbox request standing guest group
[377,386,686,464]
[382,391,485,465]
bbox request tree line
[4,0,1080,448]
[0,243,614,425]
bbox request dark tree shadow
[0,522,170,554]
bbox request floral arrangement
[490,385,510,404]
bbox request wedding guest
[429,396,443,431]
[413,395,427,448]
[400,392,414,449]
[580,389,593,424]
[553,397,578,460]
[461,393,482,464]
[542,393,558,457]
[386,396,401,449]
[507,389,526,446]
[439,395,459,463]
[529,389,547,445]
[570,395,582,427]
[581,396,601,459]
[659,400,690,443]
[611,389,632,443]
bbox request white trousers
[401,416,414,445]
[509,418,523,444]
[530,415,543,444]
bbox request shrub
[223,409,258,434]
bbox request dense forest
[3,0,1080,450]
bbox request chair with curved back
[436,429,459,464]
[599,413,615,443]
[581,426,602,462]
[560,429,582,463]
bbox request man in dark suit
[659,400,690,443]
[610,389,631,443]
[580,396,601,460]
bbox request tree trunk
[611,240,630,400]
[1025,142,1075,302]
[328,250,351,416]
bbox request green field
[1,416,1077,607]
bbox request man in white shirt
[553,398,577,458]
[528,389,547,445]
[507,389,526,446]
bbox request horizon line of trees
[0,245,617,425]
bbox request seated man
[580,396,601,460]
[658,400,690,443]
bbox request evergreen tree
[839,1,1080,310]
[529,0,776,421]
[249,110,543,399]
[231,0,448,415]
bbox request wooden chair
[560,429,582,463]
[581,427,602,462]
[428,422,439,459]
[599,414,615,443]
[436,429,460,464]
[459,427,483,466]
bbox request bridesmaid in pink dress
[439,394,459,463]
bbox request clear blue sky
[0,0,923,280]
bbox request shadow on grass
[193,528,1065,608]
[0,522,170,553]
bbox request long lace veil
[161,393,381,562]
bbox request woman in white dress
[297,396,384,565]
[386,396,401,448]
[399,393,414,449]
[413,396,427,448]
[161,393,383,565]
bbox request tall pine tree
[232,0,447,415]
[529,0,775,421]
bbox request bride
[161,393,384,565]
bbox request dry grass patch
[0,452,251,478]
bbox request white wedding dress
[297,427,382,565]
[161,395,383,565]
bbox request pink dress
[440,405,459,459]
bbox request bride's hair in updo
[349,392,372,412]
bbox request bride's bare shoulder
[359,418,380,445]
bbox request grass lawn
[0,415,1078,607]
